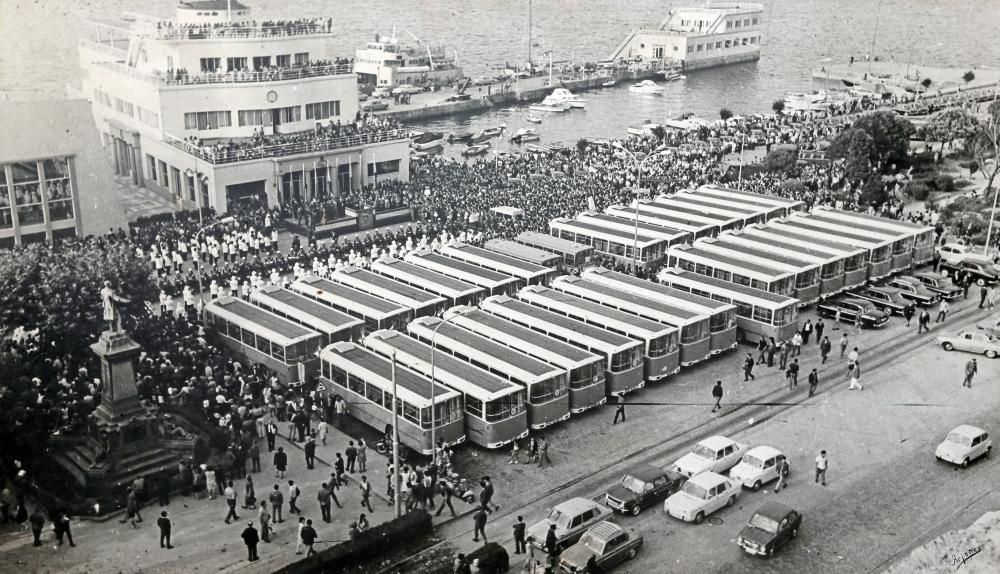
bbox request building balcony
[92,60,354,87]
[164,128,409,165]
[151,18,334,40]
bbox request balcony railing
[93,61,353,86]
[164,129,409,165]
[152,19,334,40]
[78,39,128,58]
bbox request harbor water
[2,0,998,147]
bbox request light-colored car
[934,331,1000,358]
[978,318,1000,338]
[728,446,789,491]
[935,425,992,467]
[936,243,971,264]
[527,497,613,551]
[671,435,749,477]
[663,471,741,524]
[558,521,642,573]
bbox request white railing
[94,61,353,86]
[152,19,334,40]
[164,129,409,165]
[78,39,127,58]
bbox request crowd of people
[155,18,335,40]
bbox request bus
[329,266,448,318]
[408,316,571,430]
[514,231,596,274]
[440,242,557,287]
[670,190,770,227]
[318,342,465,454]
[604,204,719,239]
[204,296,323,384]
[667,244,797,296]
[517,285,681,381]
[638,196,745,233]
[290,276,413,335]
[740,224,869,293]
[811,206,935,265]
[657,268,801,343]
[693,237,822,305]
[801,212,914,273]
[370,256,486,308]
[574,212,691,245]
[549,217,670,271]
[551,275,711,366]
[769,216,894,281]
[405,250,520,296]
[364,330,529,449]
[581,266,738,355]
[480,295,646,397]
[249,286,363,345]
[443,306,607,414]
[484,239,562,270]
[690,185,807,220]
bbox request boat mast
[527,0,533,68]
[867,0,882,76]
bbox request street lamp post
[429,308,471,463]
[194,216,235,317]
[613,142,669,273]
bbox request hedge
[274,510,433,574]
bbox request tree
[576,138,589,156]
[650,125,666,142]
[762,148,798,174]
[921,77,933,90]
[850,111,916,169]
[918,108,979,151]
[969,105,1000,196]
[779,178,807,197]
[963,70,975,85]
[719,107,733,121]
[860,179,888,206]
[828,127,878,182]
[772,99,785,115]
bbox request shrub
[934,175,956,192]
[908,181,931,201]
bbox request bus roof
[669,193,761,215]
[605,205,716,233]
[697,237,820,271]
[742,224,868,257]
[405,251,520,288]
[642,198,736,224]
[321,342,460,407]
[250,286,363,334]
[441,242,552,278]
[553,276,706,323]
[812,206,934,233]
[693,185,807,208]
[582,267,736,312]
[484,239,562,267]
[205,297,320,346]
[515,231,594,256]
[371,257,483,297]
[775,217,894,247]
[719,231,842,263]
[549,217,666,246]
[519,285,678,338]
[331,266,446,309]
[292,276,410,318]
[669,244,796,279]
[657,268,799,307]
[804,212,913,241]
[575,212,689,240]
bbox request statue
[100,281,131,332]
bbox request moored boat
[510,128,541,143]
[462,143,491,156]
[601,78,617,87]
[411,131,445,150]
[525,114,543,124]
[528,100,571,113]
[482,125,506,138]
[447,131,474,144]
[627,119,661,136]
[546,88,587,109]
[629,79,665,94]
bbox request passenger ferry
[354,29,463,88]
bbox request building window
[227,57,247,72]
[137,106,159,127]
[734,20,741,28]
[744,18,750,26]
[305,100,341,121]
[157,160,168,187]
[94,89,112,108]
[724,40,732,48]
[750,36,757,44]
[275,106,301,123]
[294,52,310,65]
[184,110,232,131]
[276,54,291,68]
[716,41,723,49]
[238,109,271,127]
[742,37,748,45]
[653,46,665,59]
[146,155,157,182]
[10,162,45,226]
[696,44,703,52]
[752,17,758,25]
[43,158,74,222]
[367,159,401,177]
[251,56,272,70]
[0,168,11,230]
[199,57,222,72]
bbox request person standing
[979,285,989,308]
[711,380,724,413]
[612,395,626,424]
[513,516,527,554]
[833,308,842,330]
[304,437,316,470]
[435,477,456,518]
[801,319,813,345]
[815,451,828,486]
[538,436,551,467]
[479,476,498,513]
[258,501,271,543]
[755,337,767,365]
[935,299,949,323]
[269,485,284,523]
[300,519,318,557]
[778,340,790,370]
[244,475,257,510]
[357,439,368,473]
[224,481,240,524]
[287,480,301,515]
[819,336,832,364]
[316,420,329,446]
[544,523,558,557]
[918,309,931,333]
[359,475,374,513]
[848,362,863,391]
[903,304,915,327]
[815,318,825,344]
[766,337,777,367]
[334,454,346,486]
[157,511,173,549]
[241,521,260,562]
[317,483,332,523]
[295,517,306,554]
[54,511,75,547]
[29,507,45,546]
[808,368,820,397]
[472,506,488,543]
[839,333,849,358]
[786,359,800,390]
[963,358,978,388]
[265,421,278,452]
[774,457,789,492]
[743,352,756,381]
[791,332,803,357]
[346,441,358,473]
[249,442,261,473]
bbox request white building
[78,1,410,213]
[611,2,764,71]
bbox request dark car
[886,276,939,306]
[850,286,915,316]
[940,256,1000,286]
[604,464,687,516]
[815,296,890,328]
[737,502,802,557]
[914,272,962,300]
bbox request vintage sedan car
[663,471,741,524]
[604,464,687,516]
[850,286,915,316]
[914,272,963,300]
[936,243,971,265]
[815,296,890,328]
[935,425,992,467]
[939,255,1000,286]
[360,99,389,112]
[935,331,1000,358]
[558,521,642,573]
[978,318,1000,338]
[737,502,803,557]
[728,446,789,491]
[886,276,940,306]
[527,497,613,551]
[671,435,749,478]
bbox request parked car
[361,99,389,112]
[935,425,992,467]
[934,331,1000,358]
[815,296,890,328]
[371,87,392,98]
[936,243,971,264]
[444,93,472,102]
[663,471,741,524]
[939,255,1000,286]
[885,276,939,306]
[737,502,803,557]
[604,464,687,516]
[527,497,613,551]
[728,446,789,491]
[671,435,749,478]
[914,271,963,300]
[978,318,1000,338]
[558,521,642,573]
[850,286,915,316]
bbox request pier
[813,61,1000,99]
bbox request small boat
[546,88,587,109]
[482,125,506,138]
[462,143,491,157]
[525,114,543,124]
[529,100,571,113]
[447,131,474,144]
[601,79,617,87]
[498,108,517,114]
[629,80,665,94]
[411,131,445,151]
[658,66,686,82]
[470,131,493,144]
[510,128,541,143]
[412,145,444,158]
[627,120,661,136]
[525,143,550,154]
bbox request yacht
[525,114,543,124]
[545,88,587,109]
[529,100,572,113]
[510,128,541,143]
[627,120,662,136]
[784,91,829,112]
[355,29,462,88]
[659,66,686,82]
[629,80,665,94]
[411,131,445,150]
[462,143,491,157]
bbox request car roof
[584,521,625,541]
[867,285,903,294]
[950,425,987,437]
[962,255,996,265]
[554,497,603,513]
[745,446,783,459]
[836,297,872,306]
[752,501,796,520]
[891,276,919,284]
[624,464,668,482]
[699,435,736,450]
[914,271,945,280]
[688,471,728,488]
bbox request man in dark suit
[157,511,173,549]
[512,515,527,554]
[241,521,260,562]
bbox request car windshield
[681,482,710,500]
[947,433,972,447]
[620,475,647,494]
[749,512,780,533]
[741,455,765,469]
[692,444,717,459]
[578,532,605,554]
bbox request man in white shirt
[814,450,828,486]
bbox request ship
[354,28,463,89]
